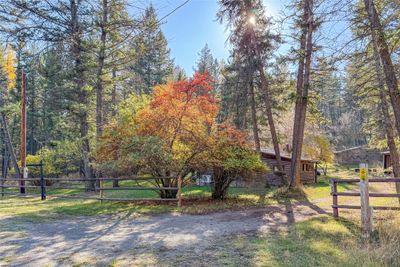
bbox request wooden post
[360,163,373,239]
[1,177,4,197]
[177,176,182,208]
[40,160,46,200]
[331,178,339,218]
[99,178,104,203]
[20,70,26,194]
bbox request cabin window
[302,163,312,172]
[273,165,280,173]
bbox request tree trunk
[2,145,10,179]
[0,112,20,178]
[111,68,119,187]
[364,0,400,135]
[258,65,286,184]
[211,168,230,200]
[1,125,6,178]
[94,0,109,189]
[247,24,284,182]
[379,86,400,197]
[160,188,178,199]
[111,68,117,118]
[371,27,400,197]
[95,0,108,141]
[159,177,178,199]
[71,0,94,190]
[249,78,261,152]
[290,0,313,188]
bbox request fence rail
[0,176,183,206]
[330,178,400,218]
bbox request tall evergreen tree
[218,0,285,182]
[194,44,220,93]
[93,0,135,141]
[289,0,317,187]
[130,5,173,94]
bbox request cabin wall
[300,170,316,183]
[261,156,316,186]
[262,157,291,186]
[334,147,383,167]
[231,172,269,188]
[197,155,316,188]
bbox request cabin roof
[333,146,366,154]
[259,148,318,163]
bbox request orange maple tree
[96,73,266,199]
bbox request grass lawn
[0,181,282,222]
[1,168,398,221]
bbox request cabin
[260,148,318,186]
[196,148,318,187]
[334,146,383,167]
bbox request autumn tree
[204,125,267,199]
[304,134,334,175]
[97,73,266,199]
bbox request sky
[143,0,287,75]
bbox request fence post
[360,163,372,239]
[331,178,338,218]
[1,177,4,197]
[40,160,46,200]
[177,176,182,208]
[99,178,104,203]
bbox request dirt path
[0,202,327,267]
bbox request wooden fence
[330,177,400,218]
[0,176,183,207]
[331,177,400,238]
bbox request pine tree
[289,0,317,187]
[194,44,220,93]
[130,5,174,94]
[94,0,135,140]
[218,0,285,182]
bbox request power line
[158,0,191,23]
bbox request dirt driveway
[0,202,327,267]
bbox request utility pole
[20,70,26,194]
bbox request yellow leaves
[1,46,16,90]
[304,134,334,163]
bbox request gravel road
[0,202,327,267]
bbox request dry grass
[362,212,400,266]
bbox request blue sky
[144,0,287,75]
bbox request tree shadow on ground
[242,217,364,267]
[141,216,365,267]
